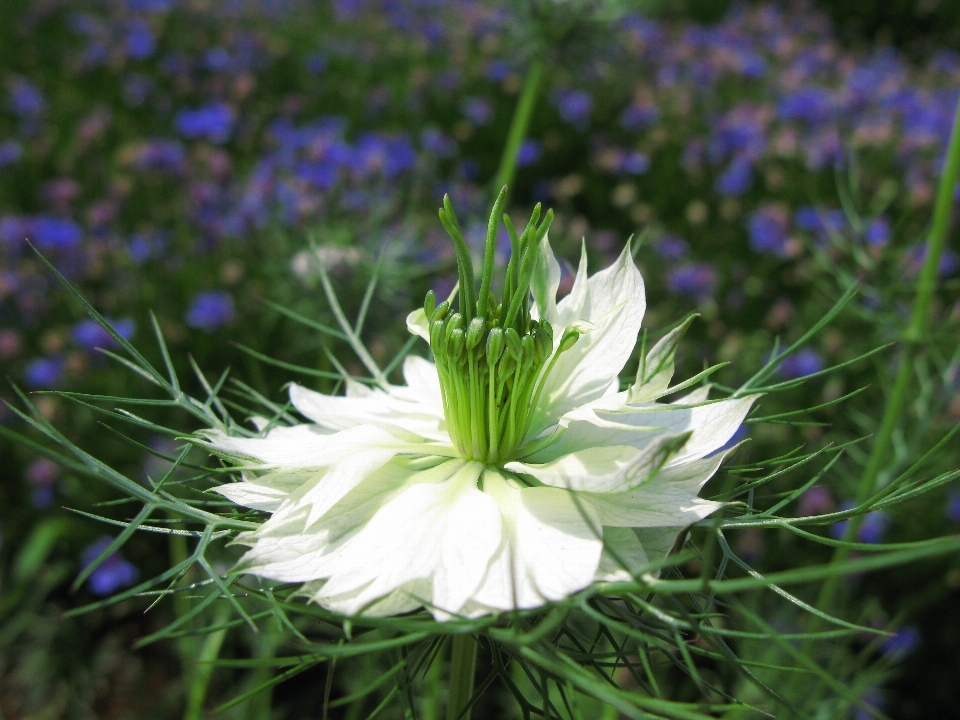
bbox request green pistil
[427,187,581,465]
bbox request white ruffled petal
[531,233,561,324]
[469,469,603,612]
[582,449,733,528]
[505,431,690,493]
[531,243,646,432]
[406,307,430,343]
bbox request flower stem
[446,635,477,720]
[492,57,544,200]
[183,602,231,720]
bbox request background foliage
[1,1,959,718]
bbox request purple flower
[714,156,752,196]
[175,103,236,143]
[777,87,834,123]
[653,234,689,262]
[462,96,493,126]
[304,52,327,74]
[881,627,920,659]
[619,151,650,175]
[865,218,891,246]
[421,128,456,158]
[553,89,593,129]
[8,77,45,117]
[748,205,789,256]
[31,217,82,250]
[72,318,136,350]
[797,485,834,517]
[831,503,889,543]
[620,102,658,130]
[0,140,22,166]
[185,291,235,333]
[667,263,717,302]
[125,19,156,59]
[777,348,823,379]
[946,488,960,523]
[81,537,139,596]
[26,458,59,509]
[24,356,65,388]
[516,139,540,167]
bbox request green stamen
[427,189,580,465]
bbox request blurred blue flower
[831,503,889,543]
[8,77,45,117]
[794,206,845,238]
[620,102,658,130]
[32,217,83,250]
[881,626,920,660]
[462,96,493,125]
[304,52,327,74]
[748,205,789,255]
[777,86,834,123]
[186,291,235,333]
[946,488,960,523]
[127,0,175,11]
[24,356,65,389]
[484,60,511,82]
[334,0,366,21]
[205,47,232,72]
[653,234,689,262]
[26,458,59,509]
[797,485,834,517]
[619,151,650,175]
[175,103,236,143]
[125,19,156,59]
[72,318,136,350]
[0,140,22,166]
[667,263,717,302]
[516,139,540,167]
[553,89,593,129]
[421,128,456,158]
[81,536,139,596]
[865,217,891,246]
[130,139,187,172]
[777,348,823,379]
[714,156,752,195]
[854,686,884,720]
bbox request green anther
[505,328,522,359]
[486,327,505,365]
[445,312,463,344]
[448,328,465,361]
[466,317,486,350]
[431,299,450,323]
[423,289,436,319]
[430,319,446,352]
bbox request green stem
[492,57,544,199]
[446,635,477,720]
[790,85,960,713]
[183,602,232,720]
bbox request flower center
[424,188,581,465]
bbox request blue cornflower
[462,96,493,125]
[0,140,22,166]
[516,139,541,168]
[777,87,834,124]
[31,217,83,250]
[175,103,236,143]
[81,537,139,596]
[24,356,65,389]
[881,627,920,660]
[865,217,891,246]
[777,348,824,379]
[667,263,718,302]
[72,317,136,350]
[747,205,789,256]
[8,77,45,117]
[185,291,235,333]
[653,234,689,262]
[714,156,752,196]
[553,89,593,129]
[125,19,156,59]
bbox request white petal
[628,315,696,404]
[213,469,314,511]
[314,461,502,617]
[530,234,561,324]
[505,431,690,493]
[594,527,649,582]
[470,469,603,611]
[553,242,589,329]
[582,449,733,527]
[531,243,646,432]
[406,307,430,343]
[528,395,757,466]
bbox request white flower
[205,191,756,620]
